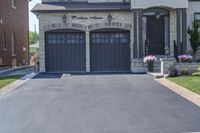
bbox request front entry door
[147,16,165,55]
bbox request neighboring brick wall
[0,0,29,67]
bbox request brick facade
[0,0,29,67]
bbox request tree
[188,20,200,54]
[29,31,39,45]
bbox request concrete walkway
[0,74,199,133]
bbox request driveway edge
[0,72,39,97]
[156,78,200,107]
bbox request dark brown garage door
[45,31,86,72]
[90,30,130,72]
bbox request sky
[29,0,41,32]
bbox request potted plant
[178,55,193,63]
[144,55,157,72]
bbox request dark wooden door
[90,31,130,72]
[45,32,86,72]
[147,16,165,55]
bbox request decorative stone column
[39,16,46,72]
[176,8,187,55]
[133,9,143,58]
[85,30,90,72]
[160,58,175,75]
[131,58,145,73]
[131,9,145,73]
[182,8,187,54]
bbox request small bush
[168,65,178,77]
[180,68,189,75]
[192,72,200,76]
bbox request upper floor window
[11,0,16,9]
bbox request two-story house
[32,0,200,73]
[0,0,29,67]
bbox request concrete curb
[156,78,200,107]
[0,65,34,75]
[0,72,39,97]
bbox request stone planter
[147,61,154,72]
[179,59,192,63]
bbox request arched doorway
[143,8,170,55]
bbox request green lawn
[0,76,22,89]
[168,76,200,95]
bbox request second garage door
[90,30,130,72]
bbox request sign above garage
[71,16,103,20]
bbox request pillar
[176,8,187,55]
[133,9,143,58]
[85,30,90,72]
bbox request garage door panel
[90,31,130,72]
[45,32,86,72]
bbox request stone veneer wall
[160,58,200,75]
[38,11,133,72]
[38,8,178,72]
[169,9,177,57]
[176,63,200,74]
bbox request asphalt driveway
[0,74,200,133]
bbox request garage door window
[91,33,129,44]
[57,34,65,44]
[47,34,56,44]
[47,33,85,45]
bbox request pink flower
[178,55,193,60]
[144,55,157,62]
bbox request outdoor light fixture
[165,47,170,58]
[155,11,160,19]
[62,14,67,23]
[108,14,112,22]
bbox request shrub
[188,20,200,54]
[192,72,200,76]
[181,68,189,75]
[168,65,178,77]
[192,66,200,76]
